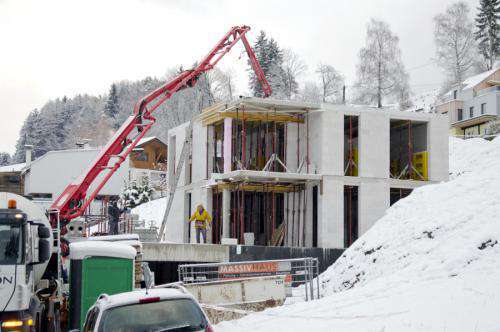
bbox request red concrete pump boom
[50,25,272,229]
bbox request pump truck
[1,25,271,331]
[0,192,55,331]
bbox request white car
[80,287,213,332]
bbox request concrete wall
[166,104,449,250]
[359,111,389,178]
[358,181,390,235]
[24,148,130,200]
[318,177,344,248]
[428,114,449,182]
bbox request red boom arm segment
[50,25,271,228]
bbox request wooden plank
[214,182,303,193]
[203,112,304,126]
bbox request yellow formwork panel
[345,148,359,176]
[412,151,428,181]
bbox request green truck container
[68,241,137,330]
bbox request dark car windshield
[98,298,207,332]
[0,223,22,265]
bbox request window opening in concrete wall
[211,188,223,244]
[343,185,358,247]
[344,115,359,176]
[232,120,286,172]
[210,183,307,247]
[390,188,412,206]
[229,189,286,246]
[212,123,224,173]
[312,185,318,248]
[390,120,428,181]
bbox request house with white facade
[21,137,167,212]
[163,97,449,249]
[435,68,500,137]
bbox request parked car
[78,287,213,332]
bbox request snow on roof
[69,240,137,260]
[462,68,498,90]
[96,288,191,309]
[0,162,26,173]
[88,234,142,248]
[136,136,166,147]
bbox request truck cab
[0,193,52,331]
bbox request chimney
[25,145,33,164]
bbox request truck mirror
[39,239,51,262]
[38,225,51,239]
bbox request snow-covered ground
[216,137,500,331]
[131,195,167,229]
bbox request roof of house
[0,162,26,173]
[462,68,498,90]
[136,136,166,148]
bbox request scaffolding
[390,120,428,181]
[202,98,320,247]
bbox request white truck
[0,192,57,331]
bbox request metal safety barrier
[178,257,320,301]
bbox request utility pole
[342,85,346,104]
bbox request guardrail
[178,257,320,301]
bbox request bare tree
[434,2,476,85]
[205,68,235,102]
[355,19,409,108]
[281,49,307,99]
[316,64,344,103]
[299,81,322,103]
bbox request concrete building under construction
[163,97,449,249]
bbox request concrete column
[168,135,176,185]
[222,189,231,239]
[358,181,389,236]
[319,111,343,175]
[191,122,206,182]
[318,178,343,248]
[428,115,449,182]
[359,112,389,179]
[223,118,232,173]
[304,184,314,247]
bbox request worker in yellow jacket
[189,204,212,244]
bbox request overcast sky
[0,0,478,155]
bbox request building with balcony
[435,68,500,136]
[163,98,449,249]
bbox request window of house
[133,150,148,162]
[457,109,463,121]
[469,106,474,118]
[453,90,458,99]
[481,103,486,114]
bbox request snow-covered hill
[217,137,500,331]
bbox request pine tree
[104,83,119,118]
[120,179,153,208]
[0,153,11,166]
[248,31,286,97]
[475,0,500,69]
